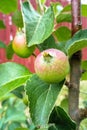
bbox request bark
[68,0,82,130]
[69,52,81,130]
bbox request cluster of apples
[13,31,69,83]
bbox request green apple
[12,31,35,58]
[34,49,69,83]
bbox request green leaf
[62,4,87,18]
[0,41,6,48]
[37,35,66,54]
[54,26,71,42]
[49,106,76,130]
[21,1,54,47]
[5,107,26,123]
[82,5,87,17]
[7,122,20,130]
[57,4,87,18]
[0,62,31,99]
[35,124,50,130]
[83,101,87,108]
[26,74,64,126]
[57,4,87,19]
[56,4,72,23]
[49,124,59,130]
[51,2,63,18]
[80,119,87,130]
[56,42,67,54]
[56,13,72,23]
[60,98,68,113]
[81,60,87,80]
[40,0,46,5]
[37,127,48,130]
[61,4,71,12]
[15,128,29,130]
[12,85,24,98]
[0,0,17,14]
[6,42,14,59]
[0,20,6,29]
[12,10,23,28]
[37,35,58,51]
[65,29,87,57]
[0,117,6,129]
[0,108,4,114]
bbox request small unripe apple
[34,49,69,83]
[12,31,35,58]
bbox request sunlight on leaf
[21,1,54,47]
[0,62,31,99]
[65,29,87,57]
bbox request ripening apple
[12,31,35,58]
[34,49,69,83]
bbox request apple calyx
[43,52,53,63]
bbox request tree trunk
[68,0,82,130]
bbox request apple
[34,49,69,83]
[12,31,35,58]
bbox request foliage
[0,62,31,99]
[0,0,17,14]
[81,61,87,80]
[0,92,29,130]
[0,20,6,29]
[49,106,76,130]
[26,74,64,126]
[0,0,87,130]
[65,29,87,57]
[12,10,24,28]
[21,1,54,47]
[54,26,71,42]
[6,42,14,59]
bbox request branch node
[79,108,87,122]
[65,81,79,90]
[65,80,70,88]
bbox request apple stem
[43,52,53,62]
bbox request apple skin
[34,49,69,83]
[12,31,35,58]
